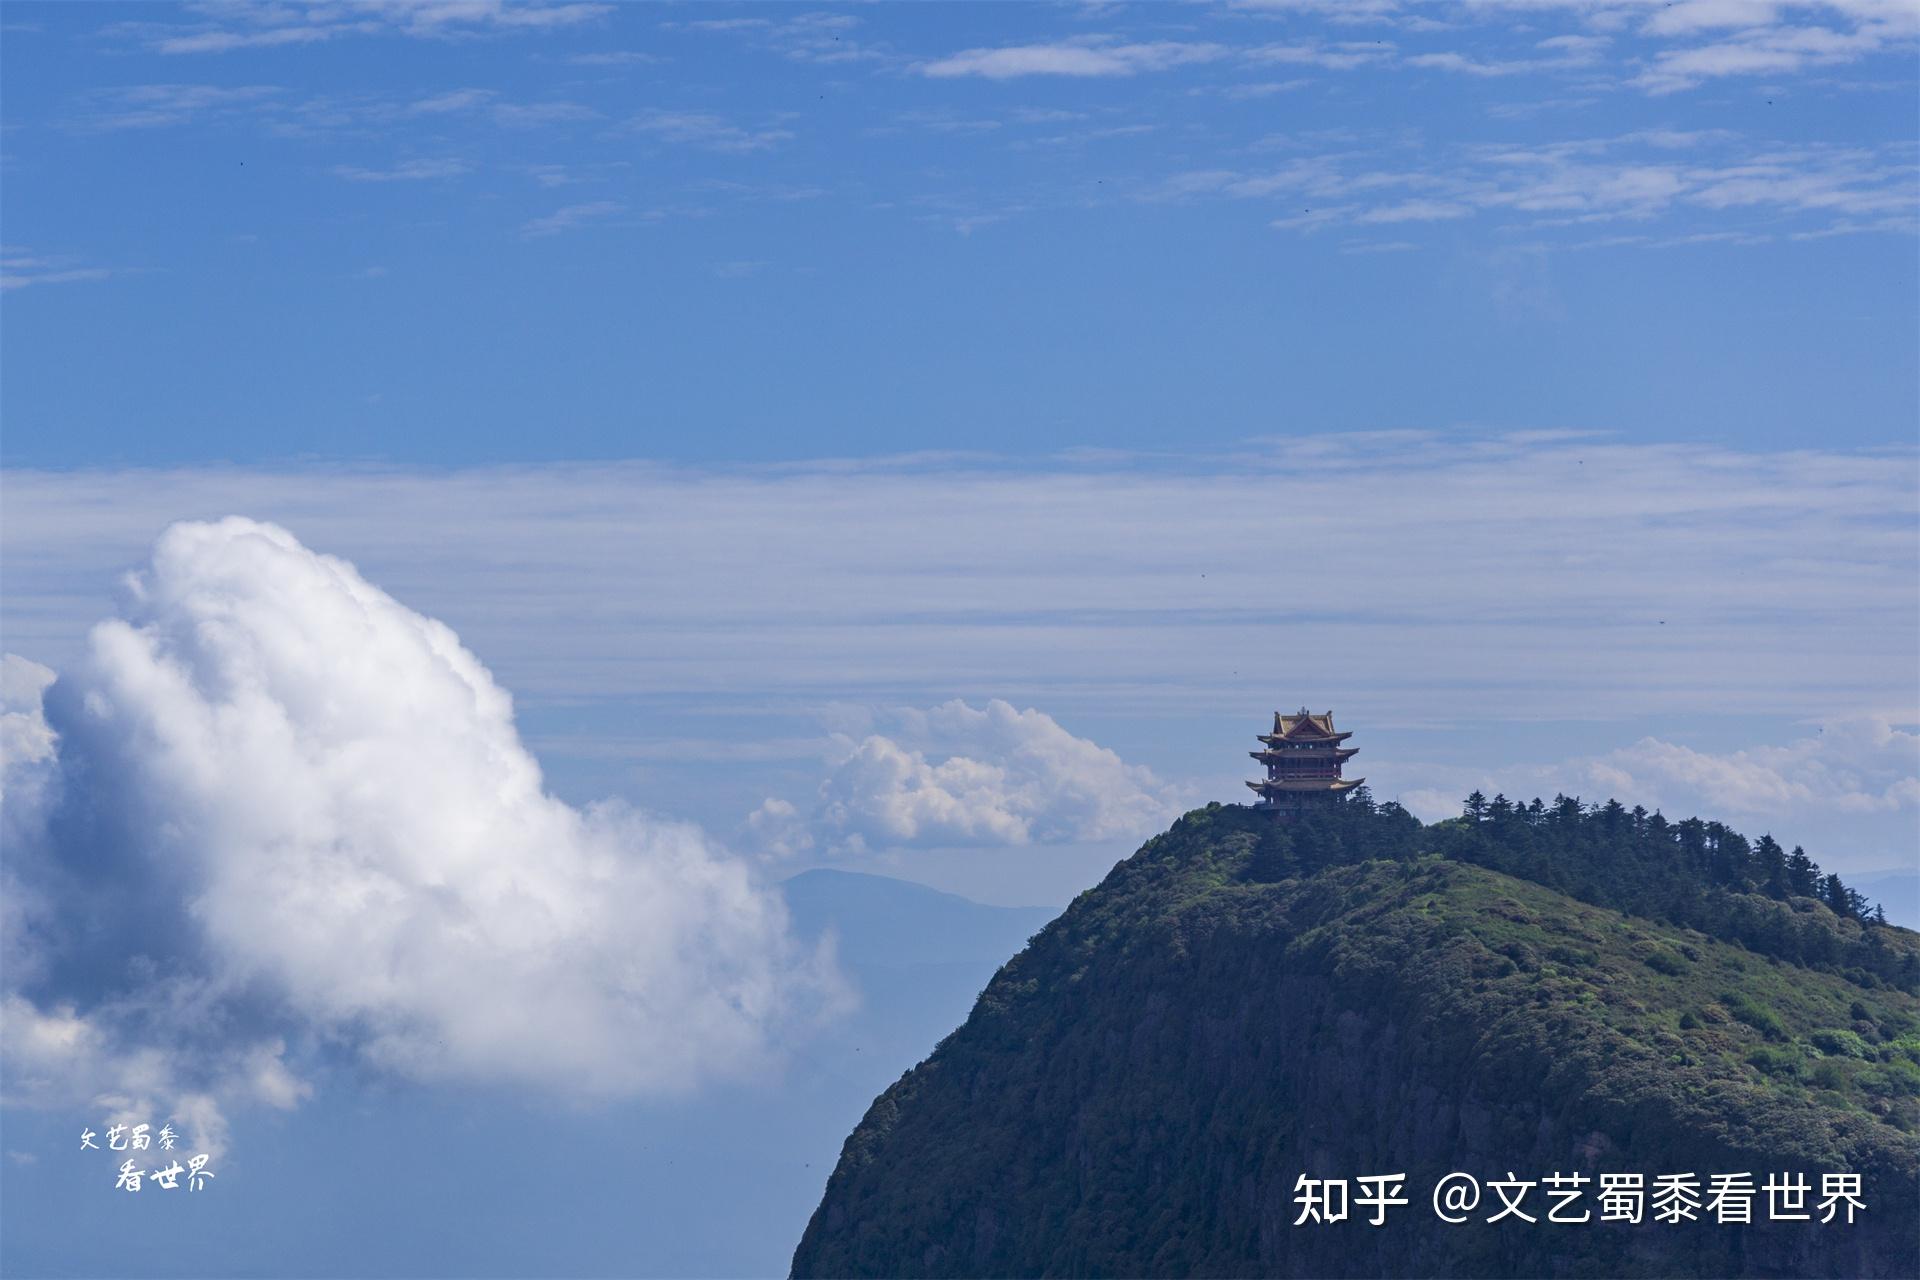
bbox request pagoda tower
[1247,707,1363,817]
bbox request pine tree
[1821,873,1853,919]
[1599,798,1627,831]
[1786,845,1819,896]
[1754,834,1788,897]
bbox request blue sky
[3,1,1916,466]
[2,3,1917,1276]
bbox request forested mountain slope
[792,800,1920,1278]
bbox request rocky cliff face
[791,804,1920,1278]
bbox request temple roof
[1258,708,1352,745]
[1270,708,1342,740]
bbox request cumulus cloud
[0,993,289,1161]
[1,655,57,789]
[2,519,839,1149]
[751,699,1183,856]
[1390,716,1920,824]
[1585,717,1920,816]
[1,658,63,989]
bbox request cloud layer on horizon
[7,435,1912,727]
[1,519,841,1152]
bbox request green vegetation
[1433,790,1911,992]
[793,798,1920,1278]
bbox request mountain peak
[793,801,1920,1278]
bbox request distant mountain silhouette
[782,868,1055,971]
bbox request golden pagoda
[1247,707,1363,816]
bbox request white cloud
[410,86,496,114]
[2,520,841,1145]
[74,83,281,130]
[331,158,469,182]
[1173,131,1914,238]
[492,99,596,126]
[521,199,622,237]
[1451,1,1916,91]
[910,0,1920,93]
[1632,4,1918,91]
[1586,718,1920,815]
[0,655,57,777]
[1356,198,1475,223]
[568,49,662,66]
[0,243,142,292]
[1215,79,1315,98]
[754,700,1184,855]
[1,659,60,951]
[151,25,341,55]
[0,992,296,1161]
[746,796,812,858]
[1228,0,1402,16]
[1388,716,1920,824]
[406,87,595,127]
[0,248,117,292]
[134,1,612,55]
[628,110,793,152]
[678,8,886,65]
[1244,40,1396,70]
[922,39,1227,79]
[1229,0,1913,92]
[1639,0,1787,36]
[1406,33,1607,77]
